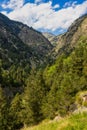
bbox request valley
[0,13,87,130]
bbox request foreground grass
[22,112,87,130]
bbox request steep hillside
[0,13,53,69]
[42,32,56,46]
[0,13,87,130]
[52,14,87,56]
[43,32,65,47]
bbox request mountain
[51,14,87,56]
[42,32,56,46]
[42,32,65,47]
[0,13,87,130]
[0,13,86,69]
[0,13,53,69]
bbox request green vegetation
[0,36,87,129]
[22,112,87,130]
[0,13,87,130]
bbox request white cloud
[53,4,60,9]
[1,0,87,34]
[2,0,24,9]
[63,1,77,8]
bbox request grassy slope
[21,112,87,130]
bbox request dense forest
[0,12,87,130]
[0,35,87,130]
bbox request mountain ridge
[0,13,87,130]
[0,13,53,69]
[50,14,87,57]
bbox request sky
[0,0,87,35]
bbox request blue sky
[0,0,87,35]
